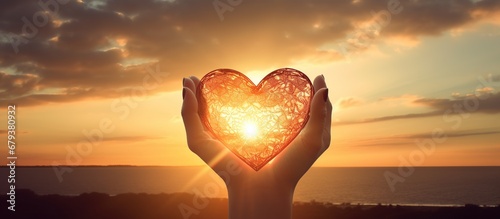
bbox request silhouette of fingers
[189,76,200,89]
[181,87,205,142]
[320,96,333,154]
[183,77,196,93]
[303,74,331,154]
[313,75,327,91]
[301,87,328,147]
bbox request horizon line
[4,165,500,168]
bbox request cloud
[351,128,500,147]
[334,111,441,125]
[398,129,500,139]
[335,92,500,125]
[1,0,500,107]
[414,92,500,113]
[335,97,363,109]
[378,94,421,103]
[102,135,162,142]
[0,72,40,98]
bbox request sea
[1,166,499,206]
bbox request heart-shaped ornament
[197,68,314,171]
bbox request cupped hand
[181,75,332,187]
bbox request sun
[242,121,258,139]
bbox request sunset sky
[1,0,499,167]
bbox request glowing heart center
[242,121,258,139]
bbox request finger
[181,87,205,140]
[313,75,327,92]
[183,77,196,93]
[189,76,200,88]
[188,76,200,95]
[302,87,329,147]
[320,97,333,154]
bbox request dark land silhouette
[2,189,500,219]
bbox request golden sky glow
[0,0,500,167]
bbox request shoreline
[2,189,500,219]
[13,189,499,208]
[8,188,500,208]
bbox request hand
[181,75,332,219]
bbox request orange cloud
[350,128,500,147]
[335,97,364,109]
[335,92,500,125]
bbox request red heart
[197,68,314,171]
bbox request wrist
[226,176,295,219]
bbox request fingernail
[182,88,186,99]
[323,88,328,102]
[321,74,325,80]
